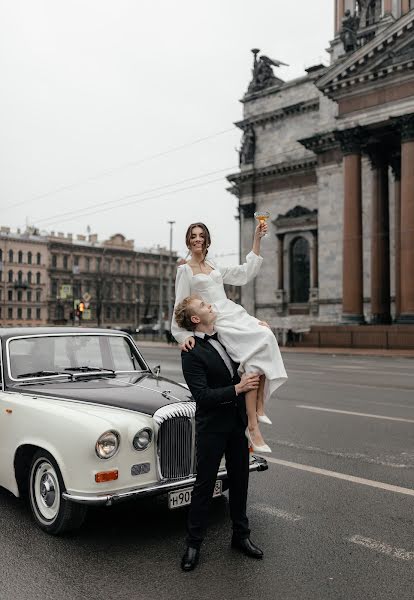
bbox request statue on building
[247,48,288,93]
[340,9,360,53]
[239,125,256,166]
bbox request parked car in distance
[0,327,268,535]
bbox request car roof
[0,327,128,341]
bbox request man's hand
[235,373,260,395]
[259,320,270,329]
[180,336,195,352]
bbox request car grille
[154,402,196,479]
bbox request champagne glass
[254,210,270,235]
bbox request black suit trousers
[186,426,250,549]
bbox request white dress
[172,251,288,403]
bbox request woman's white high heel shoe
[245,428,272,453]
[257,414,272,425]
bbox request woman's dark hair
[185,223,212,257]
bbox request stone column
[275,234,285,315]
[397,116,414,323]
[401,0,410,15]
[369,150,391,324]
[390,154,401,319]
[383,0,392,13]
[337,128,365,323]
[277,234,284,290]
[311,231,319,289]
[335,0,346,34]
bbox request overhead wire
[2,127,236,212]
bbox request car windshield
[7,334,148,380]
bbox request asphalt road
[1,348,414,600]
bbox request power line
[2,127,236,212]
[41,175,230,228]
[36,165,237,226]
[32,141,309,227]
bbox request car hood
[10,373,193,416]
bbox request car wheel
[29,450,87,535]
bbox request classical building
[227,1,414,347]
[0,227,177,330]
[0,227,49,325]
[48,232,176,329]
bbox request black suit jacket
[181,337,247,433]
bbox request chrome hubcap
[40,473,56,508]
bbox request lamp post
[167,220,175,333]
[158,251,164,340]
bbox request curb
[135,340,414,358]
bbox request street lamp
[167,220,175,332]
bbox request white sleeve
[171,265,194,344]
[219,251,263,286]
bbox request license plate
[168,480,222,510]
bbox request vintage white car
[0,327,268,535]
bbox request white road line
[297,405,414,424]
[272,438,411,469]
[292,380,414,392]
[285,369,323,375]
[251,503,304,522]
[347,535,414,561]
[262,456,414,497]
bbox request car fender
[0,391,155,498]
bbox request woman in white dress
[172,222,287,452]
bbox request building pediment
[318,10,414,99]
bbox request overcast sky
[0,0,333,265]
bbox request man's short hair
[175,295,199,331]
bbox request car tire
[29,450,87,535]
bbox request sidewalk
[136,339,414,358]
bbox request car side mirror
[153,365,161,377]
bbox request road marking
[292,380,414,392]
[251,503,303,522]
[347,535,414,561]
[263,457,414,497]
[297,405,414,424]
[285,369,322,375]
[272,438,411,469]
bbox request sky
[0,0,334,265]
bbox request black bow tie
[204,332,218,342]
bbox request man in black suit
[175,295,264,572]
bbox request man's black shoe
[181,547,200,571]
[231,537,263,559]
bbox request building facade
[228,1,414,340]
[0,227,49,326]
[0,228,177,330]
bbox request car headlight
[95,430,120,459]
[133,428,153,451]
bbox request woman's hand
[180,336,195,352]
[255,221,268,239]
[259,320,270,329]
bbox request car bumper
[62,455,268,506]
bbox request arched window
[27,271,32,284]
[36,272,41,284]
[8,250,13,263]
[8,269,13,282]
[290,237,310,303]
[18,270,23,284]
[36,252,41,265]
[27,251,32,264]
[18,250,23,263]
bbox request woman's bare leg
[245,389,266,447]
[256,375,266,416]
